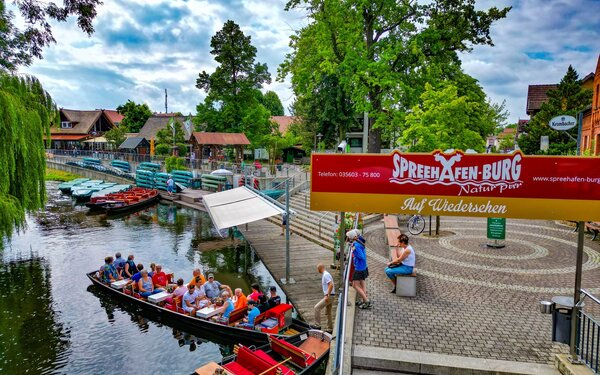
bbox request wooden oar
[257,357,292,375]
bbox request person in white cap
[346,229,371,309]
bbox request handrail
[317,212,331,238]
[331,213,360,375]
[580,289,600,306]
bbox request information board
[310,150,600,221]
[487,218,506,240]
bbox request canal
[0,182,287,374]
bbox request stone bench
[396,272,417,297]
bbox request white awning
[202,186,286,230]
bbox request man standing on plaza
[314,263,334,333]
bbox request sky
[17,0,600,125]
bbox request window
[61,121,72,129]
[349,138,363,148]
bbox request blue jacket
[352,236,367,271]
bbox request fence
[577,289,600,373]
[46,149,307,179]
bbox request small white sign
[540,136,549,151]
[549,115,577,131]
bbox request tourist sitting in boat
[149,263,157,277]
[151,264,173,291]
[122,255,136,278]
[234,288,248,310]
[248,283,263,302]
[257,294,270,313]
[188,268,206,287]
[137,270,160,298]
[215,291,234,322]
[101,256,122,284]
[182,284,209,316]
[113,252,126,276]
[130,264,144,287]
[238,300,260,328]
[203,273,229,300]
[267,286,281,308]
[172,278,188,299]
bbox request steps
[273,190,382,251]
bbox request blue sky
[18,0,600,124]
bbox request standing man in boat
[167,175,175,197]
[314,263,334,333]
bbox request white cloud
[16,0,600,125]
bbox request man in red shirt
[152,264,171,291]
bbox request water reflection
[0,258,70,374]
[1,182,288,373]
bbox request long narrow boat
[103,189,160,215]
[58,178,90,193]
[194,330,331,375]
[86,272,309,344]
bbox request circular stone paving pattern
[367,220,600,294]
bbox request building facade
[580,55,600,155]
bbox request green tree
[0,74,55,240]
[400,83,486,152]
[0,0,100,71]
[290,74,356,152]
[260,91,284,116]
[194,20,271,135]
[282,0,510,152]
[519,66,592,155]
[155,119,186,145]
[116,100,152,133]
[104,126,127,150]
[498,133,515,152]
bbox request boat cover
[202,186,285,231]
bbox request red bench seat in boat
[223,346,269,375]
[252,349,295,375]
[269,336,316,368]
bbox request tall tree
[260,91,285,116]
[519,66,592,155]
[0,74,55,240]
[400,82,486,152]
[116,100,152,133]
[0,0,100,71]
[194,20,271,134]
[282,0,510,152]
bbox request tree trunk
[367,118,382,153]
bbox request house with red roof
[48,109,120,150]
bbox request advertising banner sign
[310,150,600,221]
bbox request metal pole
[570,221,585,360]
[285,179,290,284]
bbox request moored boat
[72,182,118,202]
[194,330,331,375]
[103,188,160,215]
[58,178,90,193]
[86,271,309,344]
[86,187,155,211]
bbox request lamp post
[316,133,323,151]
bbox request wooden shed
[189,132,251,162]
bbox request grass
[45,168,81,182]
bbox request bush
[165,156,187,172]
[176,142,188,157]
[155,143,170,155]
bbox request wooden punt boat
[86,188,159,214]
[194,330,331,375]
[58,178,90,193]
[86,272,309,345]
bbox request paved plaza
[353,217,600,365]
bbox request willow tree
[0,74,56,240]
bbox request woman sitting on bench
[385,234,416,294]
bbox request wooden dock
[238,220,340,322]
